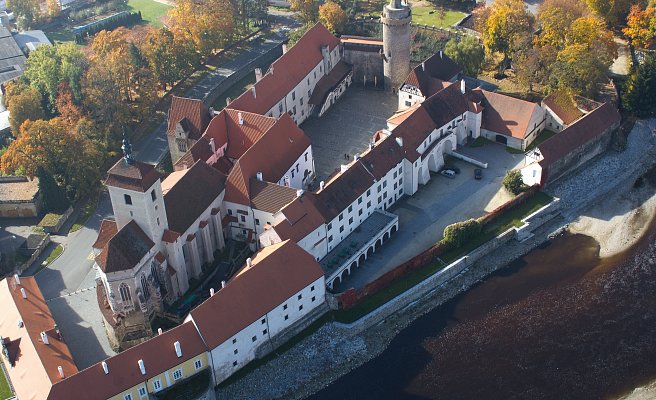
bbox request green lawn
[0,366,12,400]
[527,129,558,151]
[411,6,465,28]
[127,0,171,27]
[44,29,76,44]
[44,245,64,266]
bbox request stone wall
[343,47,384,89]
[15,234,50,275]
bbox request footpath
[215,118,656,400]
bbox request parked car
[474,168,482,180]
[440,169,456,179]
[444,164,461,174]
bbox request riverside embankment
[215,118,656,400]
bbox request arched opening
[359,254,366,264]
[367,246,374,257]
[391,225,398,234]
[351,261,357,270]
[495,134,508,145]
[383,232,389,242]
[333,276,341,288]
[376,239,382,249]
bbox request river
[309,224,656,399]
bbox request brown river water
[309,224,656,400]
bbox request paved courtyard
[334,141,526,292]
[301,87,397,183]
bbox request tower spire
[121,129,134,165]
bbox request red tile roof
[0,277,78,400]
[358,134,405,180]
[163,160,227,235]
[309,60,352,105]
[167,96,212,140]
[224,113,310,206]
[162,229,180,243]
[403,51,461,97]
[95,221,155,273]
[542,91,585,125]
[272,193,326,242]
[475,89,542,139]
[93,219,117,250]
[314,161,375,221]
[189,240,324,349]
[249,179,299,213]
[105,159,161,193]
[47,322,207,400]
[228,23,341,115]
[538,102,620,170]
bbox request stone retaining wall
[16,234,50,275]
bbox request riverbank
[215,118,656,400]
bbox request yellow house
[48,321,212,400]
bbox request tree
[37,166,69,212]
[319,1,347,34]
[503,169,524,195]
[167,0,235,58]
[623,5,656,49]
[0,118,102,199]
[289,0,319,24]
[623,55,656,117]
[7,84,45,136]
[288,23,313,47]
[55,82,83,128]
[143,27,199,87]
[444,36,485,76]
[443,219,482,248]
[481,0,533,59]
[585,0,634,27]
[535,0,588,48]
[8,0,40,29]
[46,0,60,18]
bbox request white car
[440,169,456,179]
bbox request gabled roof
[538,102,620,169]
[542,91,585,125]
[0,277,78,400]
[189,240,324,349]
[387,102,421,127]
[403,51,462,97]
[272,193,326,242]
[95,221,155,273]
[92,219,117,250]
[249,179,299,214]
[228,23,341,115]
[309,60,352,105]
[0,176,39,202]
[224,113,310,206]
[105,158,161,193]
[47,322,207,400]
[314,161,375,221]
[475,89,542,139]
[167,96,212,140]
[163,160,227,235]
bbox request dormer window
[151,190,156,201]
[124,194,132,205]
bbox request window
[124,194,132,205]
[232,338,237,344]
[394,182,397,190]
[141,274,150,299]
[139,387,147,398]
[339,226,344,233]
[358,209,363,216]
[228,209,233,215]
[339,214,343,221]
[124,394,133,400]
[377,184,381,193]
[327,222,332,230]
[119,283,131,304]
[263,329,267,335]
[308,89,311,98]
[284,314,289,320]
[293,106,297,114]
[194,359,203,370]
[328,235,333,242]
[150,263,160,286]
[367,201,371,208]
[311,285,315,291]
[291,170,295,179]
[298,294,302,300]
[349,217,353,224]
[261,318,266,324]
[279,104,283,113]
[320,65,322,72]
[240,215,246,223]
[304,152,308,162]
[312,296,316,302]
[233,361,238,367]
[283,304,288,310]
[292,91,296,100]
[383,192,387,199]
[300,98,304,105]
[234,349,238,354]
[405,100,411,107]
[157,217,160,226]
[172,369,183,381]
[252,336,257,342]
[255,219,260,225]
[366,189,371,196]
[393,171,397,179]
[299,304,303,311]
[153,379,162,391]
[314,71,316,78]
[378,196,382,204]
[383,181,387,188]
[176,138,187,152]
[358,197,362,205]
[307,78,310,85]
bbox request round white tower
[381,0,411,92]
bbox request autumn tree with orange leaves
[623,5,656,49]
[167,0,235,58]
[319,1,347,34]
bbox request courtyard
[301,87,397,183]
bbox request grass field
[44,28,76,44]
[44,244,64,266]
[411,6,465,28]
[127,0,171,28]
[0,366,12,400]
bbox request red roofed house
[0,276,78,400]
[186,240,326,385]
[398,50,462,110]
[167,96,212,164]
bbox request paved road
[133,31,287,165]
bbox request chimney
[210,288,215,296]
[209,137,216,154]
[282,43,288,54]
[246,258,252,268]
[226,97,232,106]
[158,328,163,335]
[17,320,23,328]
[296,189,304,197]
[340,165,348,173]
[238,112,244,125]
[251,87,256,99]
[14,274,19,285]
[221,281,226,289]
[256,171,263,181]
[174,341,182,358]
[41,331,49,345]
[255,68,263,82]
[58,366,65,379]
[395,137,403,147]
[421,62,425,71]
[319,181,325,190]
[20,288,26,299]
[138,359,146,375]
[460,79,466,94]
[102,361,109,375]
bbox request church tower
[382,0,411,92]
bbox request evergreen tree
[37,166,70,213]
[623,55,656,118]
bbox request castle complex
[0,9,621,399]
